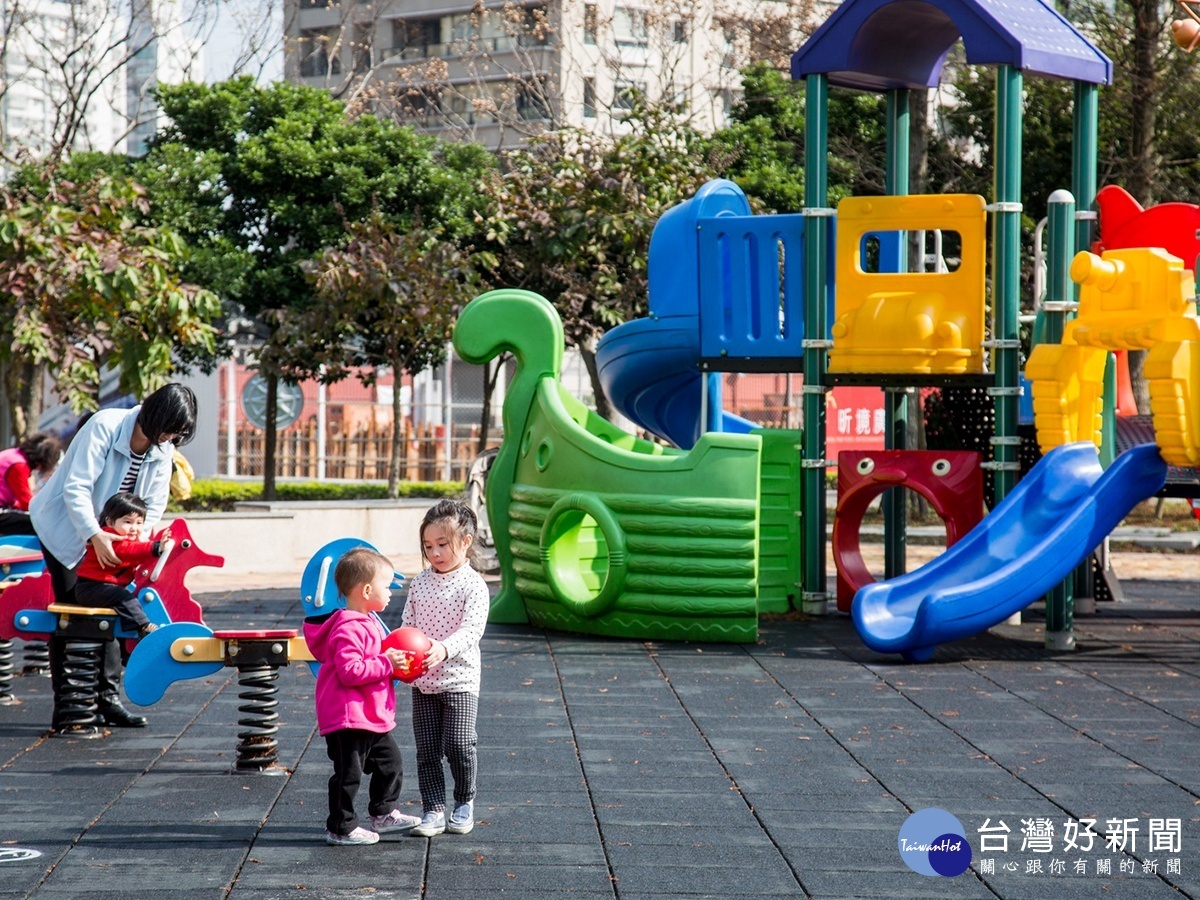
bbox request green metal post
[883,89,910,580]
[1072,82,1099,285]
[1042,191,1077,647]
[800,73,830,615]
[991,65,1023,507]
[1070,81,1101,621]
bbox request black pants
[75,579,149,630]
[42,548,124,725]
[324,728,403,836]
[0,510,36,536]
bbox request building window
[299,28,341,77]
[583,4,597,45]
[583,77,596,118]
[352,23,372,74]
[614,80,644,112]
[614,7,648,47]
[517,80,551,121]
[395,85,442,122]
[392,18,440,60]
[674,19,687,43]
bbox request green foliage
[282,213,484,496]
[288,213,481,385]
[482,97,718,350]
[710,63,887,213]
[172,477,464,512]
[140,77,494,324]
[0,172,222,429]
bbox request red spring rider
[383,626,432,683]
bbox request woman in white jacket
[31,383,197,736]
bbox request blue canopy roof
[791,0,1111,91]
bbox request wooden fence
[221,418,496,482]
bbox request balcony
[375,35,552,66]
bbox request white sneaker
[410,811,446,837]
[325,826,379,845]
[370,809,422,833]
[447,801,474,834]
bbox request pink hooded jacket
[303,609,396,736]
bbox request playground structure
[456,0,1200,659]
[0,520,223,734]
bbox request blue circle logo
[898,808,972,877]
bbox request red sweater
[76,527,167,586]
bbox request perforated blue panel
[697,215,807,362]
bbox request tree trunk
[389,362,403,499]
[2,358,42,442]
[1126,0,1160,206]
[1123,0,1163,414]
[263,373,278,501]
[1127,349,1153,415]
[580,342,611,421]
[476,353,509,455]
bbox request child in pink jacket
[303,547,421,845]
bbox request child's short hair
[99,492,148,526]
[419,499,478,565]
[335,546,393,598]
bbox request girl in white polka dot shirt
[402,499,490,837]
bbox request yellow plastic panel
[1145,340,1200,467]
[1067,249,1197,350]
[1026,344,1108,452]
[830,194,987,375]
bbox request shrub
[170,479,464,513]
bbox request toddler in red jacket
[75,491,171,638]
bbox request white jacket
[30,405,172,567]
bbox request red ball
[382,627,432,683]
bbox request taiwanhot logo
[898,808,972,877]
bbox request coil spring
[56,639,103,730]
[23,640,49,675]
[0,638,14,704]
[233,663,280,771]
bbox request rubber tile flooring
[0,576,1198,899]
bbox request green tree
[284,213,483,497]
[0,173,221,436]
[138,77,495,495]
[482,98,716,418]
[710,62,888,213]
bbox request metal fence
[214,358,886,483]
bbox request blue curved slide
[596,317,755,449]
[596,179,758,449]
[852,442,1168,662]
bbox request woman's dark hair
[138,383,197,447]
[99,491,148,526]
[17,431,61,472]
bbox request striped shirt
[118,452,145,493]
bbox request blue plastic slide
[596,180,761,449]
[852,442,1168,662]
[596,317,754,449]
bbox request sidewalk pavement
[1,568,1198,899]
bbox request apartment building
[0,0,200,166]
[284,0,803,149]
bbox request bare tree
[0,0,239,166]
